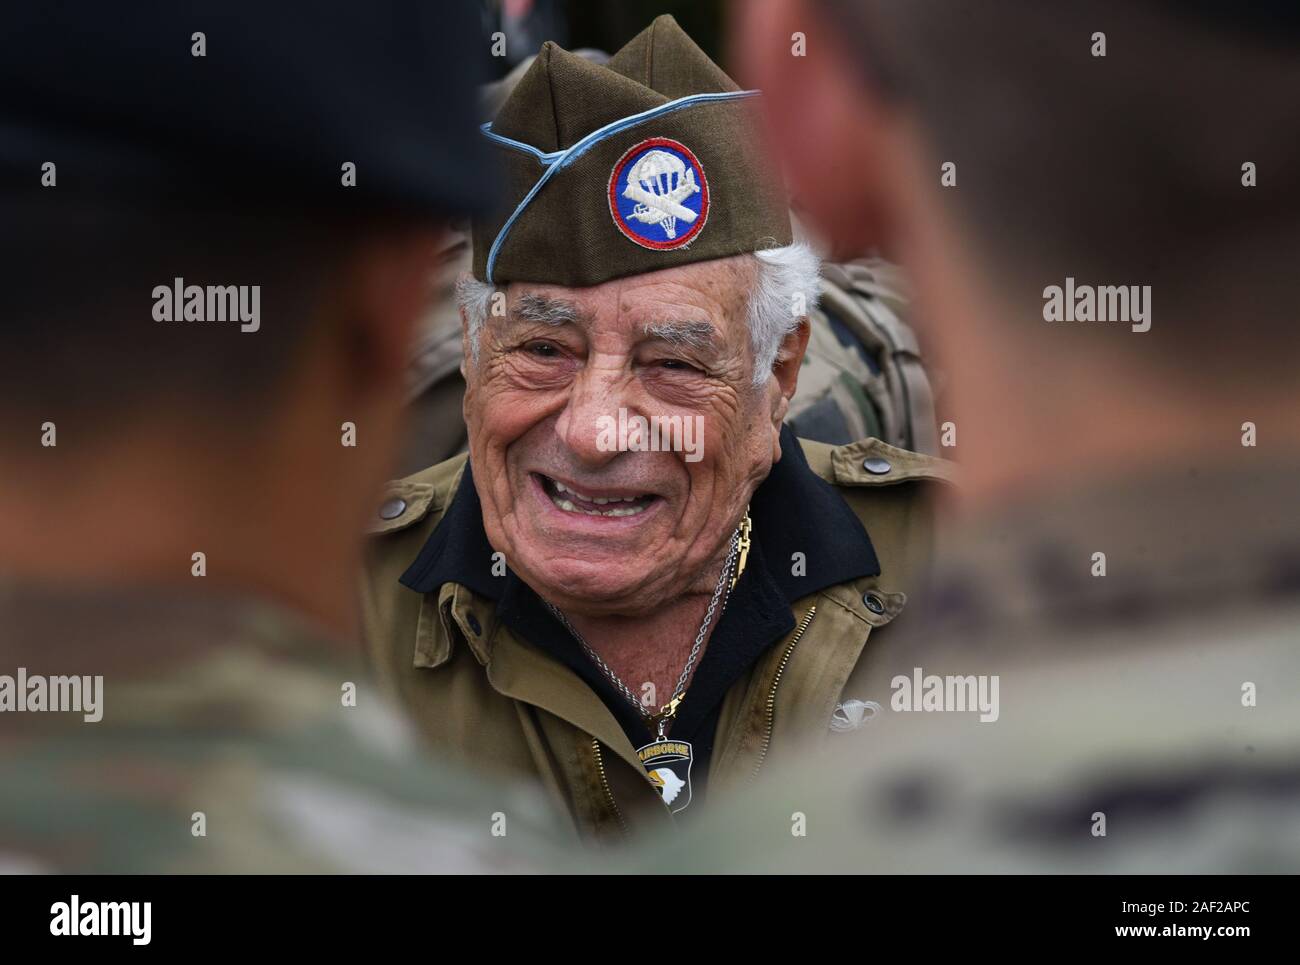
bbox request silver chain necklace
[544,514,748,740]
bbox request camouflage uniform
[619,460,1300,872]
[790,258,935,454]
[0,583,568,872]
[0,0,551,874]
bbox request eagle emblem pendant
[636,737,694,814]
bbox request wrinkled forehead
[504,255,754,339]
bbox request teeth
[551,478,645,506]
[547,483,648,517]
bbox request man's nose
[553,363,641,467]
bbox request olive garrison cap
[474,15,792,287]
[0,0,493,216]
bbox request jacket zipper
[751,604,818,781]
[592,738,628,836]
[593,604,817,825]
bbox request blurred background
[478,0,726,76]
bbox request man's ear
[458,307,471,382]
[455,271,475,380]
[772,318,811,406]
[459,275,506,383]
[767,318,811,461]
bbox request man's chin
[517,555,659,613]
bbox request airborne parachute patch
[608,137,710,250]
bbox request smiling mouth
[534,473,659,518]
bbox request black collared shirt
[399,427,880,799]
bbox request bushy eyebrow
[642,319,720,350]
[513,292,589,327]
[502,296,720,352]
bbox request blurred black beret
[0,0,494,217]
[1168,0,1300,41]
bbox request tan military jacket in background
[361,438,955,844]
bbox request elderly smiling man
[361,16,953,841]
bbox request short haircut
[823,0,1300,375]
[1,190,425,438]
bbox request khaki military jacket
[361,437,954,844]
[628,460,1300,872]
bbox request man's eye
[524,341,561,358]
[658,358,702,373]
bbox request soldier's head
[735,0,1300,493]
[459,16,816,616]
[0,1,489,620]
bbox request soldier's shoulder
[799,436,957,491]
[365,451,468,540]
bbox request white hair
[746,240,822,384]
[457,240,822,387]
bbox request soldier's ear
[730,0,902,261]
[343,227,444,395]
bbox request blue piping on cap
[483,89,759,284]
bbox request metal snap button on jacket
[863,593,886,614]
[378,497,407,520]
[862,457,892,475]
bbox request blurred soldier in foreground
[634,0,1300,871]
[362,15,953,844]
[0,1,564,872]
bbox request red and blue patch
[607,138,710,250]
